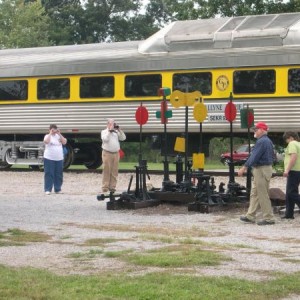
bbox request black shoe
[240,215,255,223]
[257,220,275,226]
[281,216,294,219]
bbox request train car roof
[139,12,300,53]
[1,12,300,78]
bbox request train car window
[80,76,114,98]
[0,80,28,101]
[233,70,275,94]
[125,74,162,97]
[288,69,300,93]
[173,72,212,95]
[37,78,70,100]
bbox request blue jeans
[44,158,64,193]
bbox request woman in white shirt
[43,124,67,195]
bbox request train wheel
[63,144,74,169]
[0,161,12,169]
[84,144,102,169]
[0,150,12,169]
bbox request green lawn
[118,160,226,171]
[11,160,227,171]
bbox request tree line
[0,0,300,49]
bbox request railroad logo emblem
[216,75,229,91]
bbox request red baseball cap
[255,122,269,131]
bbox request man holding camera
[101,118,126,194]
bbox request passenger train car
[1,12,300,169]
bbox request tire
[221,158,231,166]
[63,144,74,169]
[0,161,12,169]
[0,150,12,169]
[83,143,102,169]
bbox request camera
[114,123,119,129]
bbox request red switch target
[135,105,149,125]
[224,102,237,122]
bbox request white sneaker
[45,191,51,195]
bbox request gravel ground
[0,170,300,291]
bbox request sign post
[156,88,172,189]
[170,90,202,191]
[240,105,255,197]
[134,103,151,201]
[192,95,207,170]
[135,103,149,163]
[224,92,237,183]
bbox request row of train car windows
[0,69,300,101]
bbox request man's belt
[103,149,118,154]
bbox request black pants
[285,170,300,217]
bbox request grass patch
[123,244,230,268]
[0,240,26,247]
[103,249,134,258]
[1,265,300,299]
[83,237,127,246]
[119,160,226,171]
[79,223,210,238]
[282,258,300,263]
[67,249,104,259]
[59,235,73,240]
[140,234,175,244]
[11,160,226,171]
[0,228,51,246]
[231,243,259,249]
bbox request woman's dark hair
[283,131,299,141]
[49,124,58,130]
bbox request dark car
[220,144,284,166]
[220,144,254,166]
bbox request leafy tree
[0,0,51,49]
[200,0,268,17]
[144,0,300,24]
[81,0,142,43]
[41,0,153,44]
[41,0,84,45]
[122,14,159,40]
[143,0,176,27]
[277,0,300,13]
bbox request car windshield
[236,145,249,152]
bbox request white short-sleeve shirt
[43,134,64,161]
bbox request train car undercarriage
[0,138,102,170]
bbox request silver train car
[1,12,300,168]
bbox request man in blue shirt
[238,122,275,225]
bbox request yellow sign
[174,137,185,152]
[216,75,229,91]
[192,153,205,169]
[193,102,207,123]
[170,90,202,108]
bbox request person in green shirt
[282,131,300,219]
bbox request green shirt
[284,140,300,171]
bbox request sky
[141,0,150,13]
